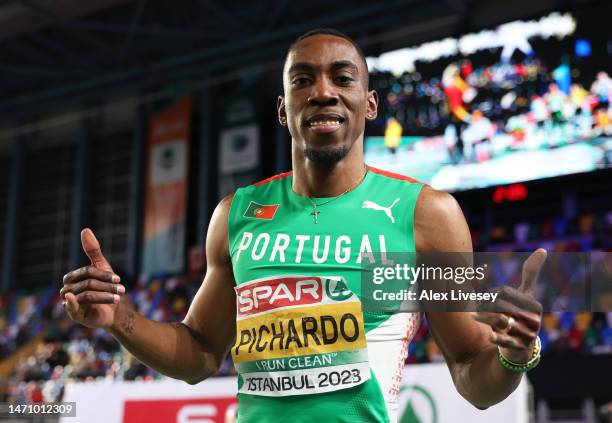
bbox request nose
[307,77,338,107]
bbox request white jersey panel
[366,312,421,423]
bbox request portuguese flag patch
[243,201,279,220]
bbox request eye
[291,76,312,86]
[335,75,354,85]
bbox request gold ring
[502,316,515,334]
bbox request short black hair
[284,28,369,86]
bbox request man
[61,29,545,422]
[384,117,402,158]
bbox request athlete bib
[232,276,370,396]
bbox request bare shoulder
[215,193,235,217]
[206,194,235,268]
[209,194,235,230]
[414,185,472,252]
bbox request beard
[303,145,349,165]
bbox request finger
[490,333,525,350]
[472,312,510,332]
[519,248,547,296]
[473,312,539,347]
[63,292,80,316]
[63,266,119,285]
[81,228,113,272]
[76,291,120,305]
[478,298,524,314]
[507,310,542,332]
[500,318,537,347]
[494,286,543,314]
[61,280,126,297]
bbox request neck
[291,140,366,197]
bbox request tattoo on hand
[123,311,135,335]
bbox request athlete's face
[278,35,378,164]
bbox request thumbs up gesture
[472,249,547,363]
[60,228,126,329]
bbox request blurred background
[0,0,610,422]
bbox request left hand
[472,248,547,363]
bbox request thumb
[81,228,113,272]
[519,248,547,296]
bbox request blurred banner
[60,364,528,423]
[398,363,529,422]
[217,73,263,198]
[219,124,260,175]
[218,112,261,197]
[142,96,191,276]
[61,377,237,423]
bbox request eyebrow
[288,60,359,74]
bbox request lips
[305,113,346,133]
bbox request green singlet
[228,166,424,423]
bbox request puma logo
[362,198,400,223]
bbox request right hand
[60,228,126,329]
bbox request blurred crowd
[473,210,612,250]
[0,271,238,404]
[410,311,612,364]
[371,55,612,164]
[408,208,612,362]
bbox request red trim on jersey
[389,315,417,401]
[367,165,421,183]
[253,168,419,186]
[252,171,293,186]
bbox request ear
[365,90,378,122]
[277,96,287,126]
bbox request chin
[303,145,349,165]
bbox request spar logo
[236,276,354,317]
[237,276,322,317]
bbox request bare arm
[63,196,236,385]
[415,186,533,408]
[109,196,236,384]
